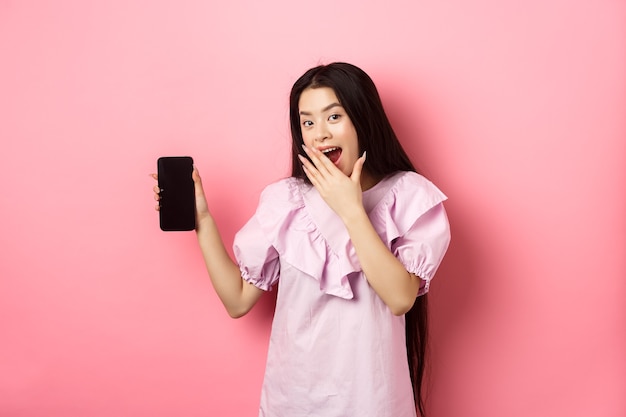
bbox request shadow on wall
[374,69,483,397]
[423,202,483,412]
[429,199,481,347]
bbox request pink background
[1,1,624,416]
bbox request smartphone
[157,156,196,231]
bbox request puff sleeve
[233,214,280,291]
[371,172,451,297]
[391,203,450,296]
[232,178,307,292]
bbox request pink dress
[233,171,450,417]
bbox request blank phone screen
[157,156,195,231]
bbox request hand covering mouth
[321,147,342,164]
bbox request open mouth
[321,147,342,164]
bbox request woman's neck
[360,170,382,191]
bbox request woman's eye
[329,114,341,121]
[302,120,313,127]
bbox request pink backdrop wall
[1,1,624,416]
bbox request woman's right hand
[151,167,212,229]
[152,167,263,318]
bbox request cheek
[301,132,315,148]
[337,122,355,140]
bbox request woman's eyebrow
[299,103,343,116]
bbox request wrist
[196,214,215,234]
[340,206,369,229]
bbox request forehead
[298,87,340,111]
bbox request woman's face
[298,87,361,179]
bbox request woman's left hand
[299,145,367,222]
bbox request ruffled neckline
[256,172,447,299]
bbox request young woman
[153,62,450,417]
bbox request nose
[314,123,330,142]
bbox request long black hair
[288,62,429,417]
